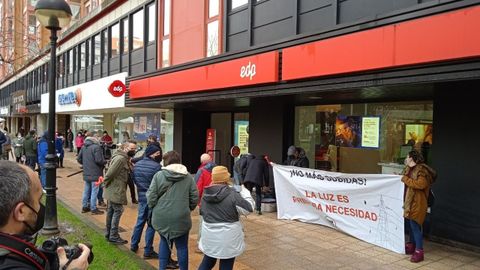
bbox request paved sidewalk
[55,151,480,270]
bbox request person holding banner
[402,150,436,263]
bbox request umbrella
[118,116,134,124]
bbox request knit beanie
[211,166,231,184]
[144,144,161,157]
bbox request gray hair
[0,161,31,227]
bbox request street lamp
[35,0,72,235]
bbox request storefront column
[103,113,114,140]
[37,114,48,135]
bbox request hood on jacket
[204,162,216,172]
[163,164,189,182]
[83,136,100,147]
[202,184,232,203]
[111,149,128,159]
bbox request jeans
[82,182,99,211]
[97,187,104,202]
[40,166,47,188]
[198,255,235,270]
[131,202,155,255]
[246,183,262,211]
[25,155,36,171]
[406,218,423,250]
[106,202,124,240]
[159,234,188,270]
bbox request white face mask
[17,135,22,138]
[404,157,416,167]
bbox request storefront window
[294,101,433,173]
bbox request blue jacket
[55,138,64,158]
[37,139,48,166]
[133,156,162,203]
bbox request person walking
[37,132,49,188]
[402,150,436,263]
[104,140,137,244]
[131,144,162,259]
[56,132,65,168]
[75,131,85,155]
[77,134,106,215]
[243,154,270,215]
[23,130,37,171]
[147,151,199,270]
[66,128,74,152]
[1,127,11,160]
[12,132,25,163]
[198,166,254,270]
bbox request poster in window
[133,114,161,141]
[335,116,361,148]
[234,121,249,155]
[361,116,380,148]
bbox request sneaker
[410,249,424,263]
[109,237,128,245]
[132,199,138,204]
[194,247,203,254]
[81,207,90,213]
[91,209,104,215]
[143,250,158,259]
[98,201,107,208]
[405,242,415,255]
[256,210,262,215]
[130,246,138,252]
[166,262,179,269]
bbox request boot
[405,242,415,255]
[410,249,424,263]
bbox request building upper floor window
[102,30,108,60]
[111,23,120,57]
[93,34,101,65]
[207,0,220,57]
[163,0,171,36]
[122,18,129,54]
[80,42,86,69]
[147,3,156,42]
[132,9,144,50]
[231,0,247,10]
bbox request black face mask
[23,202,45,236]
[127,150,136,157]
[154,156,162,163]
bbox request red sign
[230,146,240,158]
[282,6,480,81]
[130,51,279,98]
[206,129,216,161]
[108,80,127,97]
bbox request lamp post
[35,0,72,235]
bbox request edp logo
[240,61,256,80]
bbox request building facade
[0,0,479,249]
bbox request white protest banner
[272,164,404,254]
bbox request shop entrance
[209,112,249,169]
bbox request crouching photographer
[0,161,91,270]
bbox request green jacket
[147,164,198,241]
[23,135,37,157]
[104,150,130,205]
[12,137,24,157]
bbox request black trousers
[245,182,262,211]
[127,173,137,202]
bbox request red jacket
[196,163,215,205]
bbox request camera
[38,236,94,270]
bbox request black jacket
[77,137,106,182]
[244,156,269,187]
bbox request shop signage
[272,163,404,254]
[0,106,9,116]
[282,6,480,81]
[130,51,278,98]
[206,129,216,161]
[361,117,380,148]
[230,146,241,158]
[58,89,81,106]
[41,73,127,114]
[26,104,41,114]
[108,80,127,97]
[11,90,27,115]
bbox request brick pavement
[54,151,480,270]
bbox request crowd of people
[0,123,437,269]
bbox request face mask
[23,202,45,236]
[154,156,162,163]
[18,135,22,138]
[127,150,136,157]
